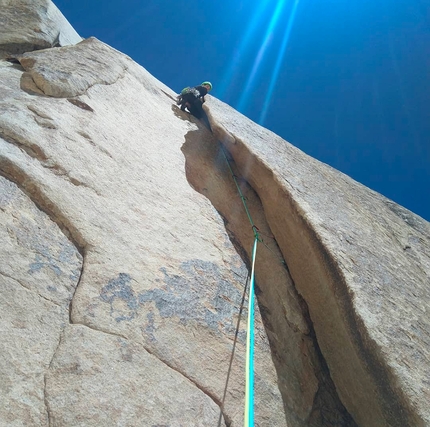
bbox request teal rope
[219,143,258,427]
[220,146,259,240]
[244,236,258,427]
[217,270,250,427]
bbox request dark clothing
[194,85,209,101]
[177,85,211,129]
[178,86,208,110]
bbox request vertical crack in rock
[201,110,423,426]
[68,256,84,326]
[181,122,357,426]
[1,162,225,424]
[44,332,64,427]
[0,173,83,427]
[296,294,358,427]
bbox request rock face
[0,2,429,426]
[205,105,430,426]
[0,176,82,426]
[0,0,81,59]
[0,29,285,426]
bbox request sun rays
[236,0,289,112]
[218,0,300,125]
[216,0,272,99]
[260,0,300,124]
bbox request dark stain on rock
[118,339,133,362]
[100,273,138,322]
[100,261,251,343]
[144,312,156,342]
[29,253,62,276]
[139,259,247,339]
[67,98,94,112]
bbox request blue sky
[54,0,429,220]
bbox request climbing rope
[220,147,286,266]
[219,142,289,426]
[220,147,258,237]
[244,236,258,427]
[217,271,250,427]
[219,144,259,427]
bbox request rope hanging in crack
[244,236,258,427]
[220,146,258,238]
[220,144,258,427]
[220,146,286,267]
[217,270,250,427]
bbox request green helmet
[201,81,212,91]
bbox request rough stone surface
[206,101,430,427]
[0,175,82,427]
[18,38,129,97]
[181,131,357,427]
[46,325,221,427]
[1,2,429,426]
[0,0,81,59]
[0,37,285,426]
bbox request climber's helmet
[201,81,212,91]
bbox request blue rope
[244,236,258,427]
[219,144,258,427]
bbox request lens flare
[236,0,289,113]
[217,0,272,98]
[259,0,300,124]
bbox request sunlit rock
[207,100,430,427]
[1,1,429,426]
[0,33,285,427]
[18,38,129,97]
[0,0,81,59]
[0,176,82,426]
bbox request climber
[176,81,212,129]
